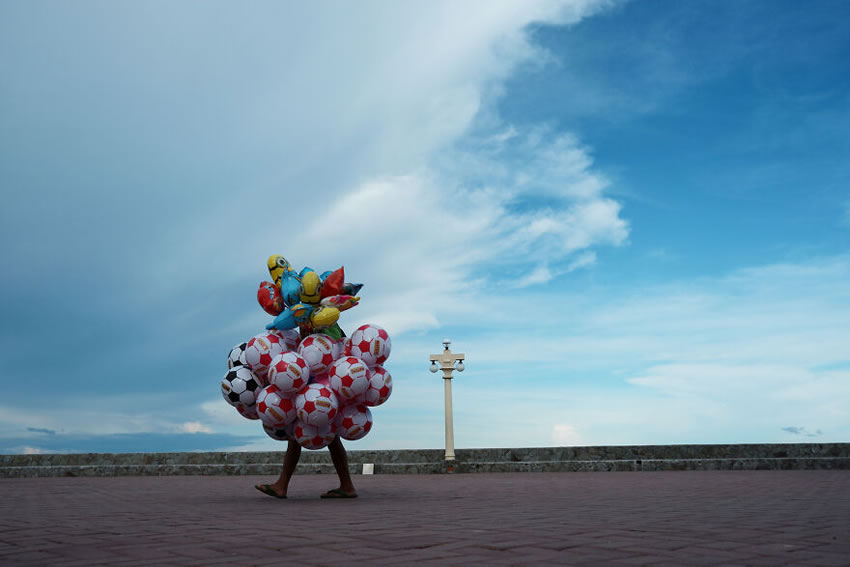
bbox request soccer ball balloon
[295,383,339,428]
[242,331,287,379]
[363,366,392,407]
[335,404,373,441]
[267,352,311,397]
[297,333,337,376]
[263,421,296,441]
[346,324,391,368]
[221,366,264,407]
[328,356,370,403]
[256,385,298,427]
[331,337,346,360]
[270,328,300,352]
[227,342,247,369]
[235,402,260,420]
[294,422,336,450]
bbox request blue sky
[1,0,848,454]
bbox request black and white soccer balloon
[221,366,263,407]
[227,342,248,369]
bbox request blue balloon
[280,274,302,308]
[266,308,298,331]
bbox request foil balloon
[320,294,359,312]
[257,281,284,316]
[280,274,302,308]
[343,282,364,296]
[267,308,298,331]
[266,303,341,333]
[320,267,345,298]
[299,268,322,304]
[267,255,293,286]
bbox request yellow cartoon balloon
[299,269,322,304]
[310,306,340,329]
[267,255,291,286]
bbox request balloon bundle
[221,255,392,449]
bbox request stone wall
[1,443,848,477]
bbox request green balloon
[320,323,345,340]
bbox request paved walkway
[1,471,848,566]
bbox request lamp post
[429,339,465,461]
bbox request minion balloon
[298,268,322,304]
[267,255,293,286]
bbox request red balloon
[257,281,284,316]
[321,267,345,298]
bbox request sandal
[320,488,357,499]
[255,484,287,499]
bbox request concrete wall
[2,443,848,477]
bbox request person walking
[255,435,357,499]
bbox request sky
[1,0,849,455]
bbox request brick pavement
[1,470,848,566]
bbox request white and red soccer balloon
[295,383,339,428]
[256,385,297,427]
[267,351,311,396]
[363,366,392,407]
[336,404,373,441]
[298,333,337,376]
[329,356,370,403]
[242,331,287,379]
[294,422,337,450]
[346,324,391,368]
[270,328,301,352]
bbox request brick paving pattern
[1,470,848,566]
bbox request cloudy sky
[2,0,849,454]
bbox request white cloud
[274,128,629,337]
[200,399,262,432]
[512,252,598,288]
[627,364,814,398]
[1,1,636,454]
[179,421,213,434]
[514,265,555,288]
[0,394,253,440]
[567,250,598,271]
[552,424,584,445]
[448,256,850,446]
[126,2,625,306]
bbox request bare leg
[256,439,301,498]
[325,436,356,496]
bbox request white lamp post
[429,339,465,461]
